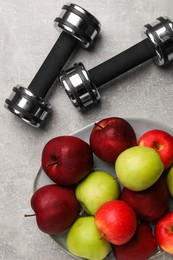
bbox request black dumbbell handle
[89,38,156,88]
[28,31,78,98]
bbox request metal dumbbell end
[60,16,173,110]
[61,63,100,109]
[144,16,173,65]
[5,86,51,127]
[4,3,101,127]
[55,3,101,48]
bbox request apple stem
[94,123,104,129]
[153,141,160,151]
[79,207,85,216]
[46,161,58,167]
[113,177,118,181]
[24,214,36,217]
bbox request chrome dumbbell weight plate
[60,63,100,109]
[54,3,101,48]
[5,86,51,127]
[144,16,173,65]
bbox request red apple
[42,136,94,185]
[121,177,170,222]
[95,200,137,245]
[138,129,173,170]
[28,184,80,234]
[155,211,173,255]
[89,117,137,164]
[112,223,157,260]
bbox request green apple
[75,171,120,215]
[66,216,111,260]
[167,166,173,197]
[115,146,164,191]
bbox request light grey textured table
[1,0,173,259]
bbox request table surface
[1,0,173,259]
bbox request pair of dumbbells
[5,3,173,127]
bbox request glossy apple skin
[42,136,94,185]
[67,216,111,260]
[121,177,170,221]
[75,171,120,215]
[155,211,173,254]
[167,166,173,197]
[89,117,137,164]
[115,146,164,191]
[95,200,137,245]
[112,223,157,260]
[31,184,80,234]
[138,129,173,170]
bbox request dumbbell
[4,3,101,127]
[60,16,173,109]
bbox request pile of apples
[26,117,173,260]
